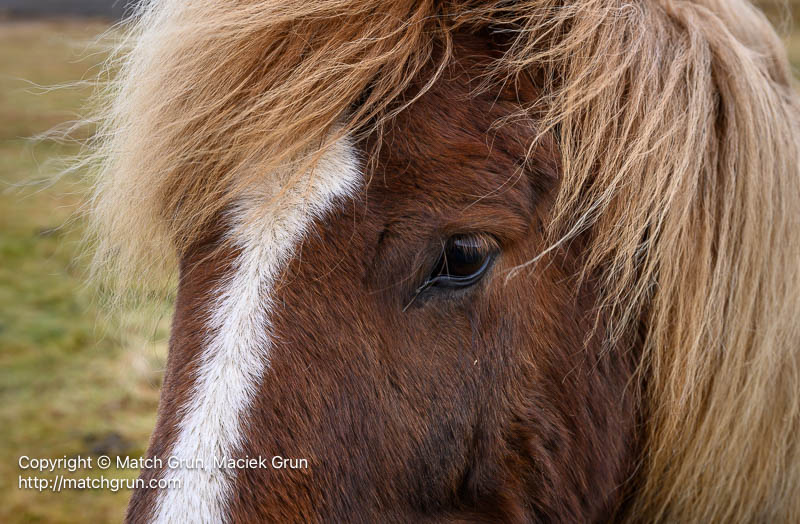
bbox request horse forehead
[145,137,362,524]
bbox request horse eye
[424,235,498,290]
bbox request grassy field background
[0,20,170,523]
[2,6,800,523]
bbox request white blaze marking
[150,138,360,523]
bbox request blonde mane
[89,0,800,521]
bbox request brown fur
[125,234,240,522]
[136,39,641,522]
[85,1,800,522]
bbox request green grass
[0,20,168,523]
[1,8,800,523]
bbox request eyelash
[413,234,499,296]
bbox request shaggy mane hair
[88,0,800,521]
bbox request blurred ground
[0,20,169,523]
[1,6,799,524]
[0,0,128,19]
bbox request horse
[86,0,800,522]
